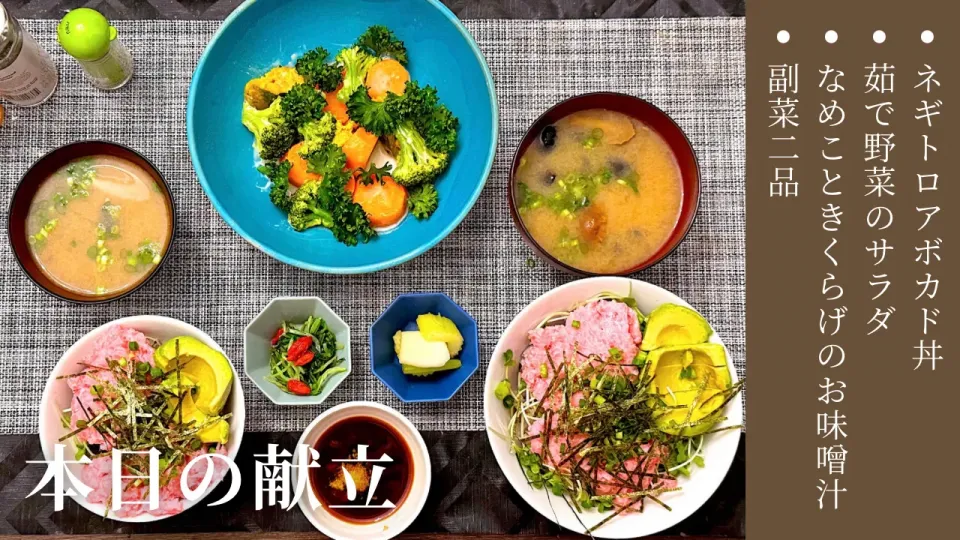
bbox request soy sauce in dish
[310,416,413,522]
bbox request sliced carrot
[284,142,320,187]
[352,175,408,228]
[345,170,360,196]
[365,59,410,102]
[342,127,379,170]
[323,89,350,124]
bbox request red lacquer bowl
[508,92,701,276]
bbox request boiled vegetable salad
[241,25,459,246]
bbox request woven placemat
[0,18,745,433]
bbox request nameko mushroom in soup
[514,109,683,275]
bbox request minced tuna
[67,325,156,449]
[518,300,676,511]
[63,324,230,518]
[520,300,642,406]
[81,446,230,518]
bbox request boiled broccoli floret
[355,25,408,65]
[328,193,377,246]
[407,184,439,220]
[298,113,337,152]
[416,102,458,154]
[286,144,376,245]
[335,46,376,102]
[241,99,296,160]
[346,89,400,136]
[305,141,348,178]
[287,144,346,231]
[260,126,297,161]
[391,122,449,187]
[258,161,294,212]
[295,46,343,92]
[288,180,333,231]
[315,66,344,93]
[280,84,327,128]
[387,80,433,118]
[390,81,458,153]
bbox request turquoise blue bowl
[370,293,479,402]
[187,0,497,273]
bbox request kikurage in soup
[26,155,172,296]
[514,109,683,274]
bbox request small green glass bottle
[57,8,133,90]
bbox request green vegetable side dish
[267,316,347,396]
[490,292,743,525]
[240,25,459,246]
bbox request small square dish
[370,293,479,402]
[244,296,351,405]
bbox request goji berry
[290,350,315,366]
[286,336,313,361]
[270,327,285,346]
[286,379,312,396]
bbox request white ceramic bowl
[294,401,431,540]
[37,315,246,522]
[483,277,743,538]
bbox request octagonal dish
[245,296,351,405]
[370,293,478,402]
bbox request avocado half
[640,303,712,352]
[648,343,731,436]
[165,389,231,444]
[155,336,234,416]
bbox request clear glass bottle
[0,2,59,106]
[57,8,133,90]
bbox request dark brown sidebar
[746,0,958,538]
[747,1,957,538]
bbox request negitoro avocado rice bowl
[38,316,245,522]
[484,277,743,537]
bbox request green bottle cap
[57,8,117,61]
